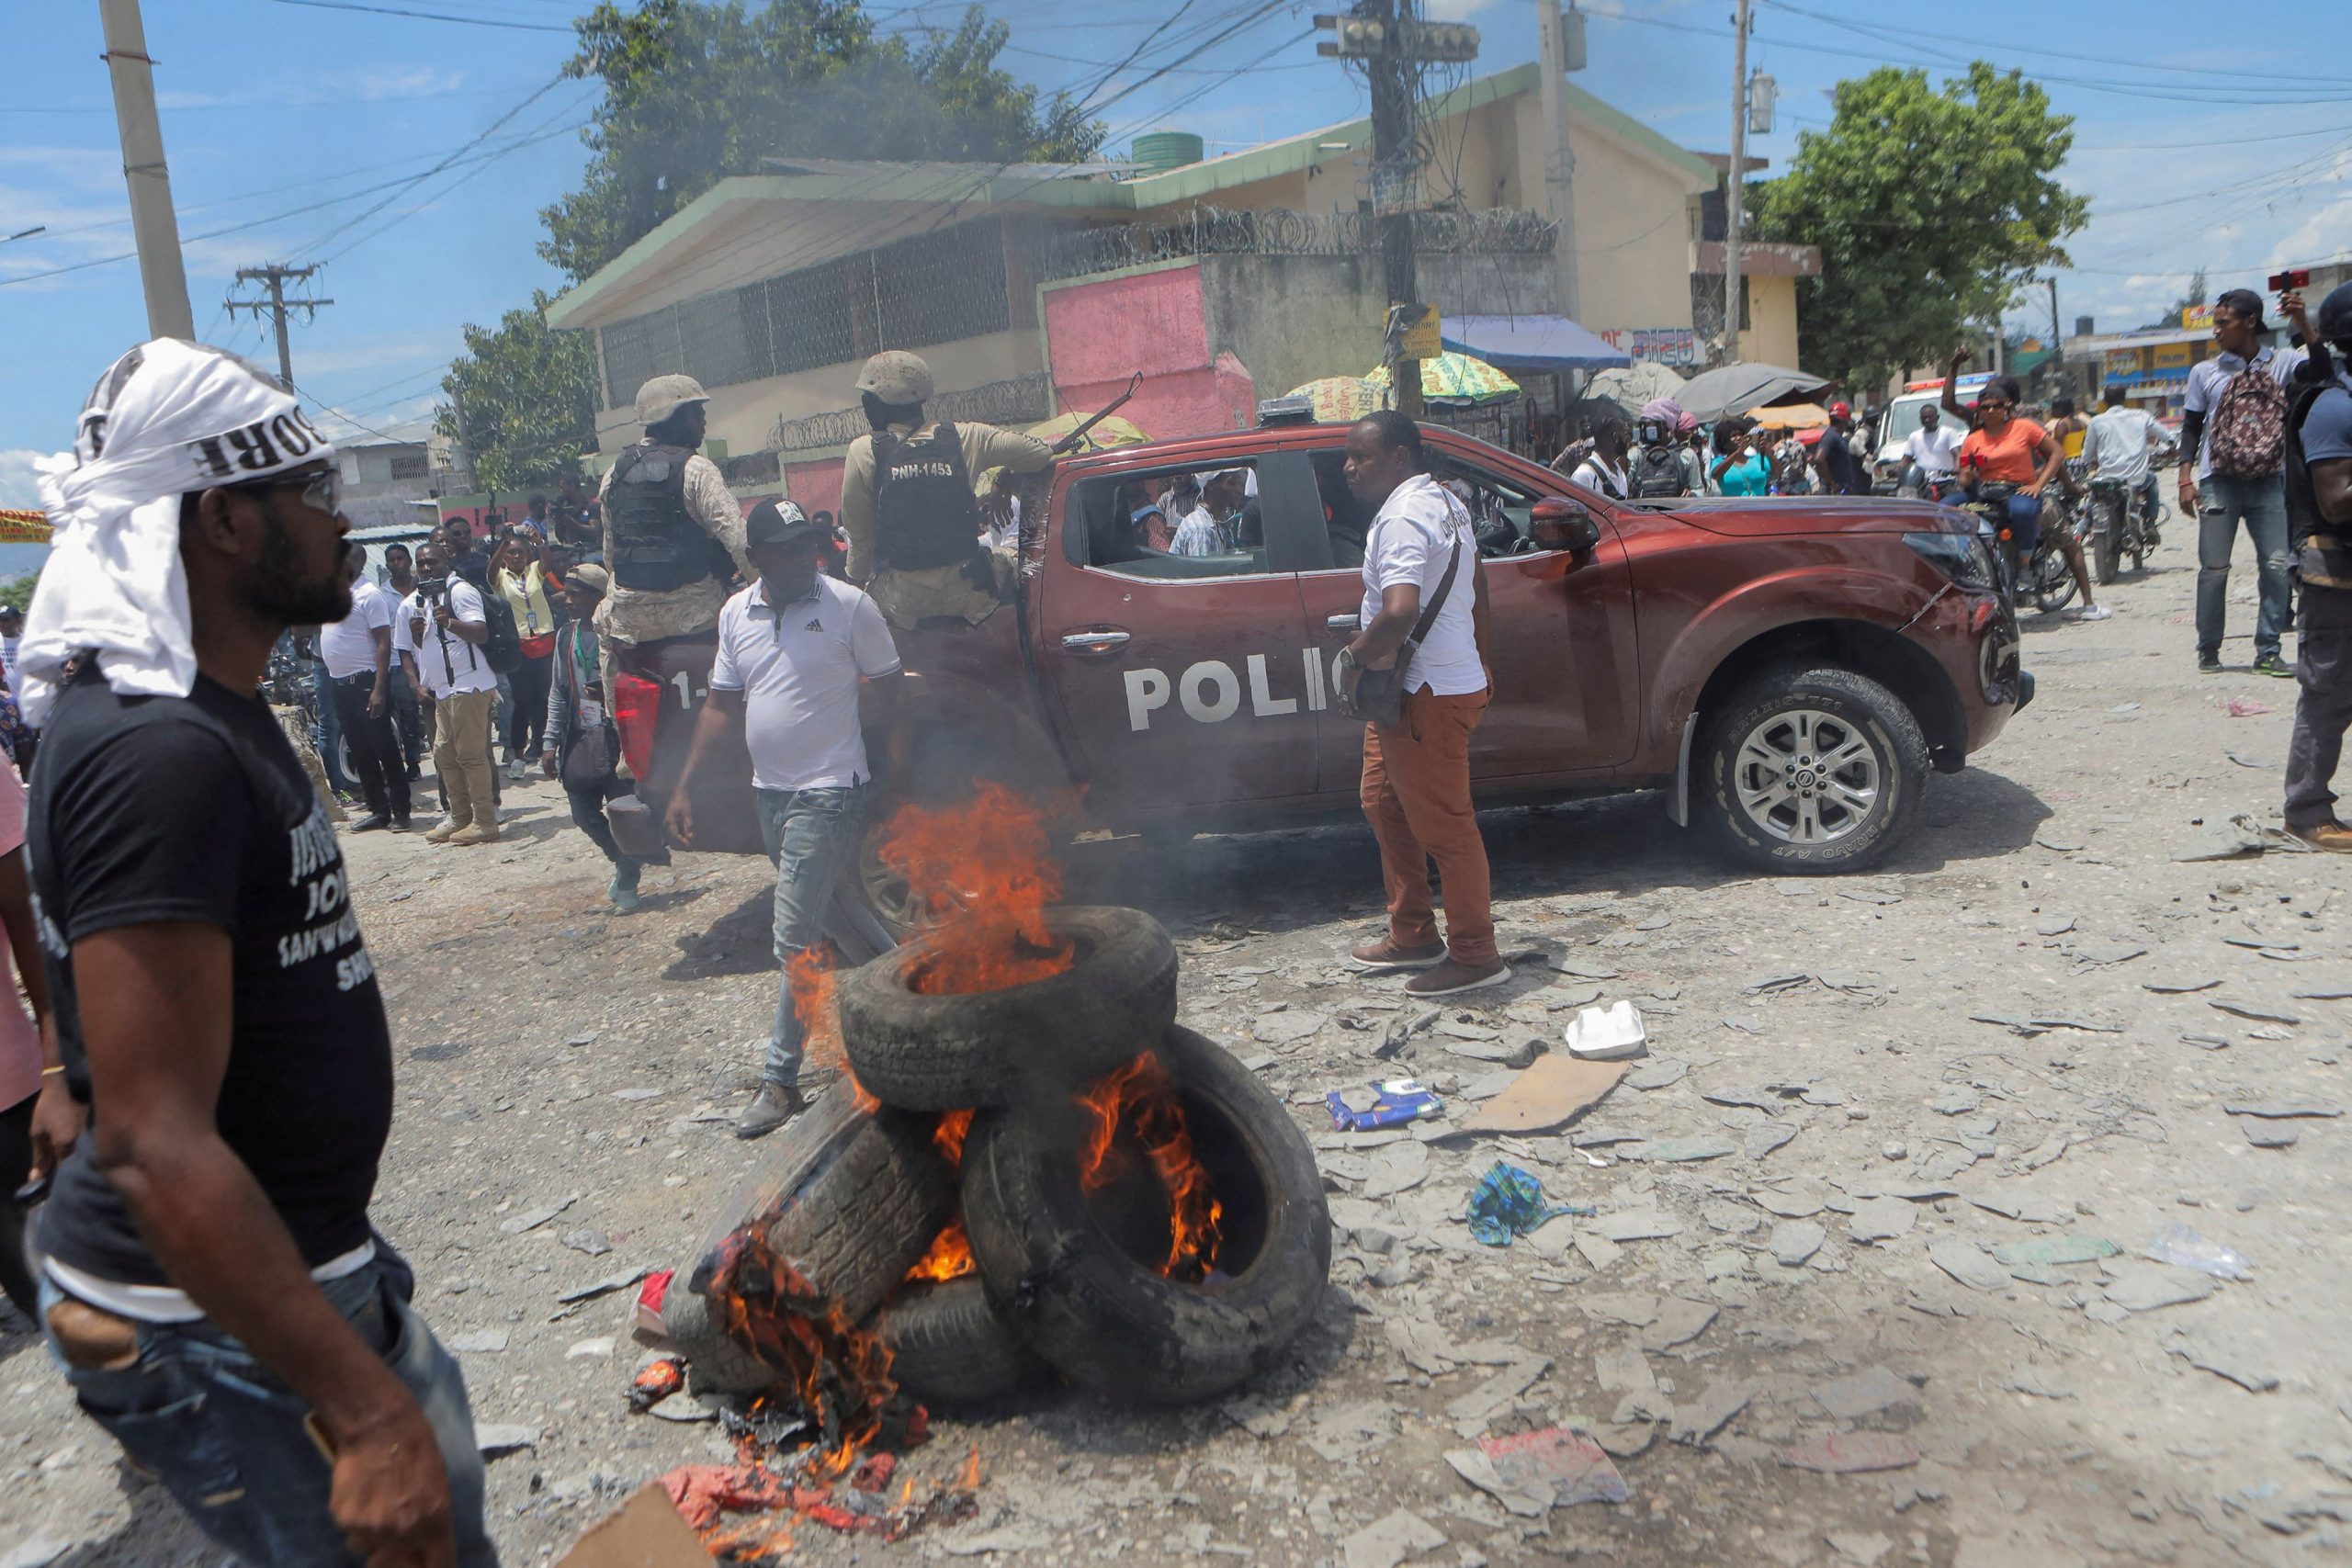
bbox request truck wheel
[959,1026,1332,1406]
[871,1278,1046,1404]
[1699,668,1928,875]
[837,906,1178,1111]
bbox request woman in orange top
[1941,361,2098,612]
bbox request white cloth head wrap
[23,341,334,726]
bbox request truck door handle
[1326,614,1361,631]
[1060,629,1131,651]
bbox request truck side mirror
[1532,497,1601,554]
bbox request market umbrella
[0,509,50,543]
[1585,361,1689,419]
[1365,351,1521,407]
[1024,411,1150,453]
[1675,361,1835,423]
[1746,400,1830,429]
[1287,376,1386,423]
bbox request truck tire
[684,1093,955,1347]
[959,1025,1332,1406]
[1698,667,1928,876]
[838,906,1178,1111]
[871,1278,1046,1405]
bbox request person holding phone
[1710,418,1772,497]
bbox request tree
[436,291,599,495]
[2141,267,2207,332]
[0,569,38,615]
[1751,62,2087,394]
[540,0,1102,283]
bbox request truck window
[1428,456,1549,558]
[1069,462,1276,581]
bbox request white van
[1871,376,1992,492]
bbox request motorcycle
[2084,474,2164,584]
[1960,480,2075,614]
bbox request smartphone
[2270,268,2311,291]
[12,1172,50,1206]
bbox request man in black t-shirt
[28,343,492,1566]
[1813,401,1866,496]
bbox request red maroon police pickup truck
[603,419,2028,953]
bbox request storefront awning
[1440,314,1632,372]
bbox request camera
[2269,268,2311,291]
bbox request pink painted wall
[785,459,845,519]
[1044,264,1256,442]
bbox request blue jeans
[41,1249,496,1566]
[311,659,352,794]
[755,784,868,1088]
[2197,473,2291,661]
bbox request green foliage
[2142,267,2207,331]
[539,0,1102,283]
[0,569,38,615]
[1752,62,2087,394]
[436,292,599,494]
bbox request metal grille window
[766,260,860,378]
[599,309,681,410]
[873,219,1010,349]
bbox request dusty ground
[4,515,2350,1568]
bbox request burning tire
[959,1026,1332,1405]
[684,1092,956,1375]
[872,1278,1046,1405]
[837,906,1179,1111]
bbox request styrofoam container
[1566,999,1648,1060]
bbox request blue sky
[4,0,2347,506]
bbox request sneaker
[1350,936,1448,970]
[2198,652,2223,673]
[2075,604,2112,621]
[506,757,527,783]
[2288,821,2352,853]
[424,819,464,844]
[2254,653,2295,678]
[736,1081,808,1140]
[390,816,413,833]
[608,874,640,915]
[448,821,501,847]
[1404,958,1513,998]
[349,813,390,833]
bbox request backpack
[2208,359,2290,478]
[1632,444,1690,499]
[478,590,523,675]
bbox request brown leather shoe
[1405,958,1513,997]
[735,1081,808,1140]
[1351,936,1448,970]
[2288,821,2352,853]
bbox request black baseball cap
[745,499,824,549]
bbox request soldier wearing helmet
[841,351,1055,629]
[594,374,752,652]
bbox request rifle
[1048,372,1145,455]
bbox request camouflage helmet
[855,351,933,406]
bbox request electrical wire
[258,0,574,31]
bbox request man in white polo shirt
[1335,411,1507,998]
[669,500,904,1138]
[402,540,502,846]
[317,542,410,831]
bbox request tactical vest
[2285,376,2352,592]
[872,422,983,573]
[608,442,730,592]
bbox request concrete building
[545,62,1818,512]
[334,436,437,530]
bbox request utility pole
[1722,0,1752,365]
[1318,3,1478,420]
[97,0,193,340]
[224,263,334,390]
[2047,276,2067,398]
[1536,0,1584,322]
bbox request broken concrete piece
[1254,1010,1329,1045]
[1579,1292,1661,1327]
[1641,1299,1718,1352]
[1625,1058,1688,1091]
[1755,1183,1827,1218]
[447,1327,512,1354]
[1966,1192,2073,1224]
[2242,1121,2300,1149]
[1812,1367,1921,1420]
[1363,1141,1433,1200]
[499,1192,582,1236]
[1745,1122,1800,1160]
[1461,1056,1628,1135]
[1477,1427,1629,1507]
[559,1227,614,1258]
[1770,1220,1826,1267]
[474,1422,540,1456]
[1669,1380,1750,1445]
[1341,1509,1447,1568]
[1574,1231,1623,1271]
[2164,1329,2278,1393]
[1927,1239,2008,1292]
[2223,1099,2344,1119]
[1590,1210,1681,1242]
[1993,1234,2120,1268]
[1781,1433,1921,1473]
[1443,1448,1549,1517]
[557,1265,651,1303]
[1385,1316,1461,1376]
[1445,1357,1551,1428]
[2101,1262,2219,1313]
[1847,1196,1917,1243]
[1634,1135,1736,1163]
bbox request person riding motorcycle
[2081,383,2165,541]
[1943,358,2107,617]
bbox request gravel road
[5,519,2348,1568]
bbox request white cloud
[2269,196,2352,269]
[0,449,55,509]
[158,65,465,113]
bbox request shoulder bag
[1347,528,1463,729]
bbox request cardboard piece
[553,1482,708,1568]
[1463,1055,1627,1134]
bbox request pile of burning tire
[662,906,1333,1410]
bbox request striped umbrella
[1365,351,1521,407]
[0,509,49,543]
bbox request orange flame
[903,1220,977,1283]
[957,1446,982,1491]
[704,1226,896,1480]
[787,948,879,1113]
[879,784,1076,995]
[1071,1052,1226,1281]
[933,1108,974,1168]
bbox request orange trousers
[1359,687,1496,966]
